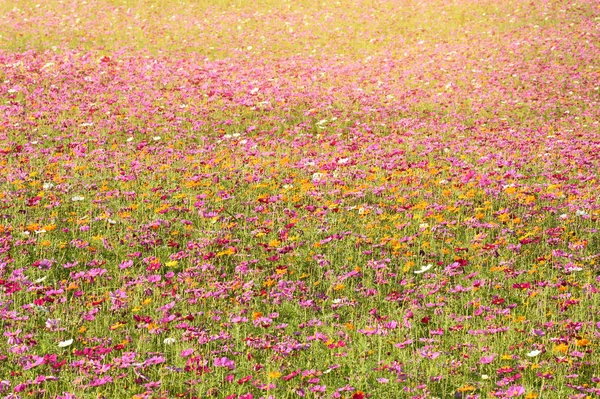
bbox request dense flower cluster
[1,0,600,398]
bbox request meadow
[1,0,600,398]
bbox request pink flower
[419,348,441,359]
[505,385,525,397]
[180,348,194,358]
[214,356,236,370]
[479,355,495,364]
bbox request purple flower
[214,356,236,370]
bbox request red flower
[491,297,505,305]
[352,391,365,399]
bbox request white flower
[414,264,433,274]
[575,210,588,217]
[312,172,324,183]
[559,213,568,220]
[33,276,47,284]
[126,137,134,142]
[42,182,55,190]
[337,157,350,165]
[153,136,161,141]
[163,337,176,345]
[564,264,582,272]
[34,305,48,313]
[58,339,73,347]
[107,219,117,225]
[71,195,85,202]
[481,374,489,380]
[526,349,542,357]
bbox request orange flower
[553,343,568,354]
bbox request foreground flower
[214,357,235,370]
[414,264,433,274]
[58,339,73,347]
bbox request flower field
[1,0,600,398]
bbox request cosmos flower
[58,339,73,347]
[526,350,542,357]
[414,264,433,274]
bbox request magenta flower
[214,357,236,370]
[479,355,495,365]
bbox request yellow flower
[263,279,275,287]
[554,343,568,354]
[110,322,125,330]
[43,224,57,231]
[67,282,79,291]
[268,371,282,379]
[217,247,235,256]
